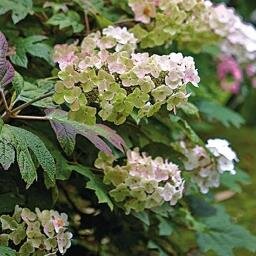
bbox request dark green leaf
[0,0,33,24]
[197,100,245,128]
[157,216,173,236]
[71,164,114,210]
[220,168,251,193]
[10,35,52,67]
[47,11,84,33]
[197,206,256,256]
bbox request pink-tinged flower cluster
[209,3,256,64]
[95,149,184,213]
[129,0,256,66]
[53,26,200,125]
[53,43,78,70]
[217,55,243,94]
[0,206,72,255]
[179,139,238,194]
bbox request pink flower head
[217,55,243,94]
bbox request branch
[11,91,54,113]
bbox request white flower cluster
[95,149,184,213]
[208,2,256,64]
[180,139,238,193]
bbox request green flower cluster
[53,26,200,125]
[129,0,220,51]
[0,206,72,256]
[95,149,184,214]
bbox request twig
[11,92,54,114]
[85,14,90,35]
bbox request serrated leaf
[0,138,15,170]
[0,125,56,187]
[0,0,33,24]
[15,79,55,108]
[47,109,126,155]
[10,35,52,67]
[11,72,24,98]
[0,32,15,87]
[170,115,203,145]
[0,246,16,256]
[197,100,245,128]
[197,206,256,256]
[70,164,114,210]
[10,127,56,182]
[47,10,84,33]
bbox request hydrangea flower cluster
[0,206,72,255]
[94,149,184,213]
[53,26,200,125]
[129,0,219,50]
[129,0,256,65]
[217,55,243,94]
[178,139,238,194]
[209,3,256,64]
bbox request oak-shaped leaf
[0,32,15,88]
[197,206,256,256]
[0,120,56,187]
[47,109,126,155]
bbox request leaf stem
[10,115,49,121]
[11,91,54,113]
[0,90,9,112]
[113,18,135,25]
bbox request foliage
[0,0,255,255]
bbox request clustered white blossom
[208,2,256,64]
[179,139,238,194]
[0,206,72,255]
[53,26,200,125]
[95,149,184,213]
